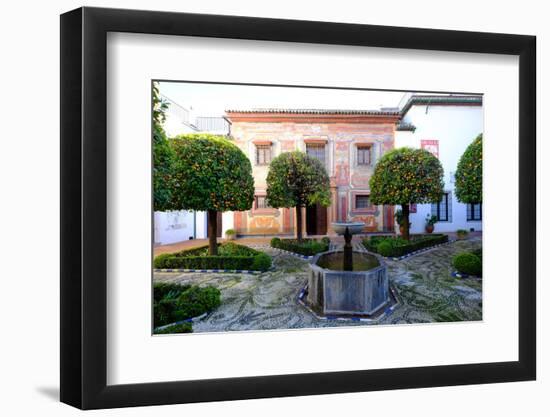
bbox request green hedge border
[154,282,221,328]
[154,243,271,271]
[270,237,330,256]
[363,234,448,258]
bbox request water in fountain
[316,251,379,271]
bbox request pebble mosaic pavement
[153,237,482,332]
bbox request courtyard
[153,236,482,332]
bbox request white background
[0,0,546,416]
[108,33,517,384]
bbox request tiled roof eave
[225,108,400,116]
[400,95,483,116]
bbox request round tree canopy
[153,125,175,211]
[152,82,174,212]
[169,134,254,212]
[455,134,482,204]
[369,147,444,205]
[266,151,331,208]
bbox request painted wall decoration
[334,141,350,186]
[350,215,377,231]
[281,140,295,151]
[249,216,280,232]
[225,112,399,235]
[421,139,439,157]
[340,195,347,222]
[351,172,371,187]
[334,164,350,186]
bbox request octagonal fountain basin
[307,251,389,316]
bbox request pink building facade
[226,109,401,236]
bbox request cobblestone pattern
[153,237,482,332]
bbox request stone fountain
[306,222,390,317]
[332,222,364,271]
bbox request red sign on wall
[421,139,439,158]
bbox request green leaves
[266,151,331,209]
[152,83,254,214]
[369,147,444,205]
[152,82,175,211]
[168,134,255,212]
[152,82,168,125]
[455,134,482,204]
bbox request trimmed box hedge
[453,249,482,277]
[154,282,221,327]
[363,234,448,257]
[154,322,193,334]
[154,242,271,271]
[270,237,330,256]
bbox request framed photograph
[60,6,536,410]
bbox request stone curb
[154,268,263,274]
[271,247,313,260]
[451,271,482,280]
[153,311,209,332]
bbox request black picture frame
[60,6,536,410]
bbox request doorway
[306,204,327,235]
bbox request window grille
[306,143,326,166]
[467,203,482,221]
[256,145,272,165]
[355,195,370,209]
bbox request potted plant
[225,229,236,240]
[456,229,469,240]
[394,209,412,236]
[425,214,437,233]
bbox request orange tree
[266,151,331,241]
[369,147,444,240]
[169,134,254,255]
[455,134,482,204]
[152,82,175,211]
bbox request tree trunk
[296,205,303,241]
[207,209,218,255]
[401,203,410,241]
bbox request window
[357,145,371,165]
[255,196,270,209]
[306,143,325,165]
[355,195,370,209]
[467,203,482,221]
[255,145,271,165]
[433,193,450,221]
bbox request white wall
[154,210,195,245]
[163,111,197,138]
[221,211,235,236]
[195,211,208,239]
[395,105,483,234]
[153,210,233,245]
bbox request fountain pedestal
[343,226,353,271]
